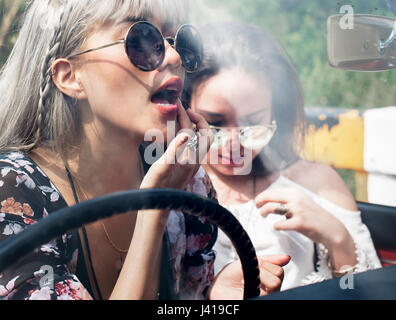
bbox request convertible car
[0,1,395,301]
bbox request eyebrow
[117,18,177,38]
[243,109,268,118]
[201,108,268,118]
[120,17,140,24]
[199,110,226,118]
[112,19,136,38]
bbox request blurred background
[2,0,395,108]
[195,0,396,108]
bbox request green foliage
[0,0,27,67]
[202,0,396,109]
[2,1,396,109]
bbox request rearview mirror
[328,14,396,72]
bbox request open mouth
[151,78,183,115]
[151,89,179,106]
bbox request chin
[209,163,244,176]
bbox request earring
[72,94,78,105]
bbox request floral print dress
[0,152,217,300]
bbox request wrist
[321,220,350,250]
[323,230,348,250]
[136,209,170,233]
[331,264,358,278]
[322,228,358,271]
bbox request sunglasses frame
[209,121,277,134]
[67,21,202,73]
[209,121,277,149]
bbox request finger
[259,255,291,268]
[177,101,193,130]
[260,202,290,218]
[186,108,210,130]
[163,132,191,165]
[273,218,301,232]
[175,134,206,171]
[260,261,285,280]
[186,109,214,153]
[255,188,295,208]
[258,266,283,293]
[175,110,213,165]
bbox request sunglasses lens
[126,22,165,71]
[210,126,276,151]
[239,127,276,150]
[211,128,230,150]
[176,25,203,72]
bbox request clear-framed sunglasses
[209,121,277,151]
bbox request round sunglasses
[68,21,203,73]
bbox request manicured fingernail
[180,134,189,143]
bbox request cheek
[83,60,144,102]
[80,59,154,128]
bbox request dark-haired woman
[184,22,381,290]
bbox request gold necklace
[77,182,130,254]
[101,222,129,254]
[65,157,144,255]
[65,163,143,255]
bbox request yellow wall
[303,109,364,171]
[303,108,367,201]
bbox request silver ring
[274,204,290,216]
[186,134,198,151]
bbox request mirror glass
[328,14,396,71]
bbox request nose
[226,129,243,155]
[230,129,241,147]
[159,38,182,71]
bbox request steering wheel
[0,189,260,300]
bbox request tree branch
[0,0,23,48]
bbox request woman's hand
[140,104,212,190]
[208,255,291,300]
[255,188,357,270]
[255,188,350,246]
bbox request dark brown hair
[182,22,306,176]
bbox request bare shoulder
[284,160,358,211]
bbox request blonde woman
[0,1,288,300]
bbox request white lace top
[213,175,382,290]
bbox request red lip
[217,155,245,167]
[154,77,183,96]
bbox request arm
[256,162,380,281]
[307,164,381,273]
[110,209,168,300]
[111,106,213,299]
[256,187,358,271]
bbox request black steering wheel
[0,189,260,300]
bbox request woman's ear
[51,59,86,100]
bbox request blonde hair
[0,0,185,157]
